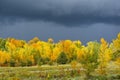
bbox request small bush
[9,59,16,67]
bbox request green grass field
[0,64,82,80]
[0,64,120,80]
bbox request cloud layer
[1,0,120,26]
[0,20,120,43]
[0,0,120,44]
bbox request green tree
[0,38,7,51]
[57,52,68,64]
[80,41,100,79]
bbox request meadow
[0,64,120,80]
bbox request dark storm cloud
[0,21,120,44]
[0,0,120,26]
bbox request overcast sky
[0,0,120,44]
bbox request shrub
[9,59,16,67]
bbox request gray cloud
[0,21,120,44]
[1,0,120,26]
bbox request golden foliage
[0,33,119,68]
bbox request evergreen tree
[57,52,68,64]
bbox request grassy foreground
[0,64,83,80]
[0,64,120,80]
